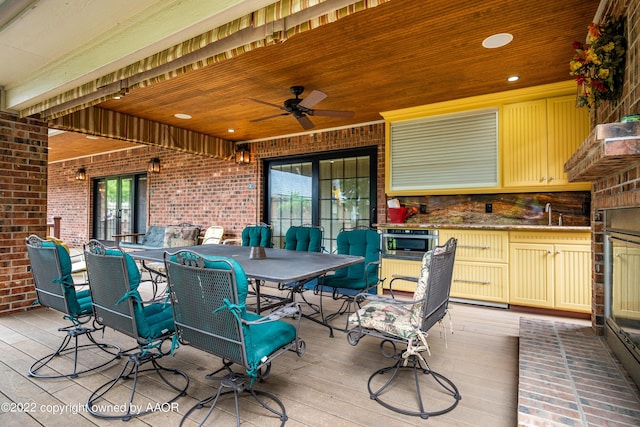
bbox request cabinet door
[509,243,554,308]
[450,261,508,303]
[546,95,590,186]
[554,244,591,312]
[381,258,422,293]
[503,99,548,187]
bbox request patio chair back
[324,228,381,291]
[202,225,224,244]
[418,237,457,332]
[165,252,249,367]
[241,223,272,247]
[26,235,91,318]
[284,225,323,252]
[84,241,174,342]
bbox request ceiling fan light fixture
[482,33,513,49]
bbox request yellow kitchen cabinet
[438,229,509,304]
[509,231,591,312]
[381,257,422,293]
[502,95,590,190]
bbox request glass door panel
[269,162,313,249]
[267,149,375,253]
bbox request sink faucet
[545,203,552,226]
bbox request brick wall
[583,0,640,332]
[0,112,48,315]
[48,123,386,245]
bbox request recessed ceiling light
[482,33,513,49]
[113,96,121,100]
[174,113,192,119]
[86,135,99,140]
[228,129,235,133]
[507,75,520,82]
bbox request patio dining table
[128,244,364,313]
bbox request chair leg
[181,368,287,427]
[367,355,461,419]
[28,324,120,379]
[87,351,189,421]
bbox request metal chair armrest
[242,302,301,325]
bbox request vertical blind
[390,108,498,191]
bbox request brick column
[0,111,48,314]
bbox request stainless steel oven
[382,229,438,260]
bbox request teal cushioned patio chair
[346,238,460,419]
[223,223,273,247]
[278,225,324,311]
[25,235,120,378]
[164,250,305,426]
[315,228,383,337]
[83,240,189,421]
[241,222,273,247]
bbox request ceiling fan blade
[296,115,315,130]
[249,112,290,123]
[247,98,286,110]
[310,109,355,118]
[298,90,327,109]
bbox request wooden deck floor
[0,284,590,427]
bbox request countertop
[375,223,591,232]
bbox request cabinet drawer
[450,261,509,303]
[509,231,590,245]
[381,258,422,292]
[439,229,509,262]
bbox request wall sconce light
[75,167,87,181]
[147,157,161,173]
[235,145,250,164]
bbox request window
[389,108,498,191]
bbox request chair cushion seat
[322,275,371,290]
[349,301,420,340]
[139,303,175,339]
[243,312,296,366]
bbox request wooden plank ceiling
[48,0,599,162]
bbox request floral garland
[570,17,626,109]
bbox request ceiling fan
[249,86,355,130]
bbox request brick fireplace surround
[564,0,640,335]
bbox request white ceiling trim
[2,0,274,111]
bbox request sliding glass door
[92,175,147,242]
[266,148,376,253]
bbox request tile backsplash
[392,191,590,227]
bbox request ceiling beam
[49,106,235,160]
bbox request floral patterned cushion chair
[346,237,461,419]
